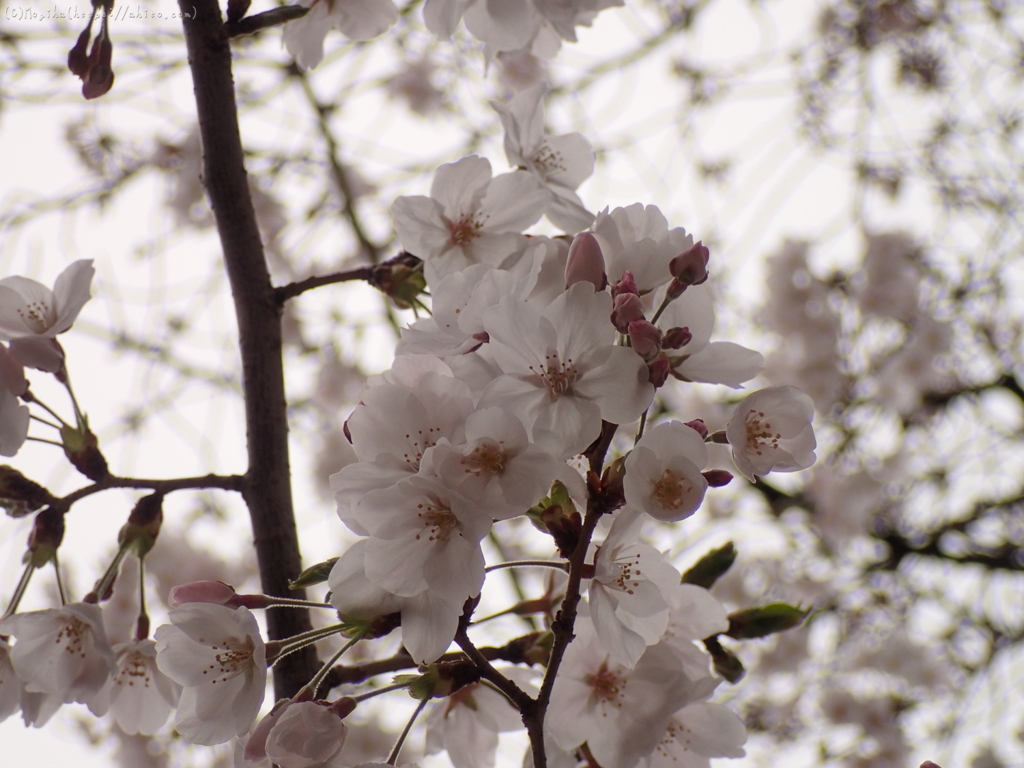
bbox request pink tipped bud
[565,232,606,290]
[669,240,710,284]
[684,419,708,439]
[611,293,645,333]
[628,320,662,358]
[702,469,733,487]
[168,580,240,609]
[647,356,671,387]
[610,270,638,299]
[662,326,692,349]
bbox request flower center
[200,638,254,684]
[460,441,506,477]
[586,662,626,707]
[448,214,485,246]
[530,353,578,399]
[531,142,567,176]
[56,616,88,656]
[114,650,153,688]
[401,426,442,470]
[609,550,642,595]
[17,300,53,334]
[415,501,459,542]
[652,468,691,511]
[744,409,781,456]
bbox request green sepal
[681,541,736,589]
[725,602,809,640]
[289,557,339,590]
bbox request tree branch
[54,472,245,511]
[179,0,316,699]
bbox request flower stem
[136,556,150,640]
[269,622,348,661]
[89,541,130,604]
[263,596,335,609]
[387,697,427,766]
[53,552,68,605]
[1,561,35,620]
[352,681,410,703]
[304,630,366,698]
[485,560,570,573]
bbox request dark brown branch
[321,636,544,689]
[274,265,374,303]
[179,0,316,698]
[54,473,245,511]
[223,5,308,38]
[455,628,536,714]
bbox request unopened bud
[120,492,163,557]
[662,326,692,350]
[704,636,745,683]
[328,696,357,719]
[61,419,108,481]
[725,603,808,640]
[628,320,662,358]
[610,270,638,299]
[647,356,671,387]
[168,580,240,609]
[681,541,736,589]
[369,252,427,310]
[68,26,92,77]
[610,293,645,333]
[702,469,733,487]
[398,660,481,700]
[684,419,708,439]
[565,232,606,290]
[82,34,114,100]
[26,507,64,568]
[669,241,710,285]
[0,466,55,517]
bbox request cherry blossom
[100,639,182,735]
[0,602,114,715]
[725,386,817,481]
[491,83,595,231]
[481,282,654,458]
[328,539,465,663]
[0,259,94,372]
[0,638,21,723]
[265,701,349,768]
[587,508,680,667]
[591,205,691,294]
[546,619,707,768]
[154,602,267,745]
[391,156,547,285]
[284,0,399,70]
[424,667,536,768]
[623,421,709,523]
[640,702,747,768]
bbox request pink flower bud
[684,419,708,439]
[565,231,606,290]
[168,580,239,609]
[628,320,662,358]
[610,270,638,299]
[702,469,733,487]
[611,293,645,333]
[669,240,710,284]
[662,326,692,349]
[647,356,671,387]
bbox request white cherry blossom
[100,639,182,735]
[328,539,465,664]
[657,284,763,388]
[591,205,691,294]
[547,619,707,768]
[0,259,94,372]
[265,701,349,768]
[424,667,536,768]
[481,282,654,458]
[0,638,21,723]
[391,156,547,285]
[491,83,595,232]
[284,0,399,70]
[623,421,710,523]
[725,386,817,481]
[0,601,114,715]
[587,508,681,667]
[154,603,267,745]
[640,702,747,768]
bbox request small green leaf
[725,603,809,640]
[289,557,339,590]
[681,541,736,589]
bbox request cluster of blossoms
[284,0,624,69]
[0,88,817,768]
